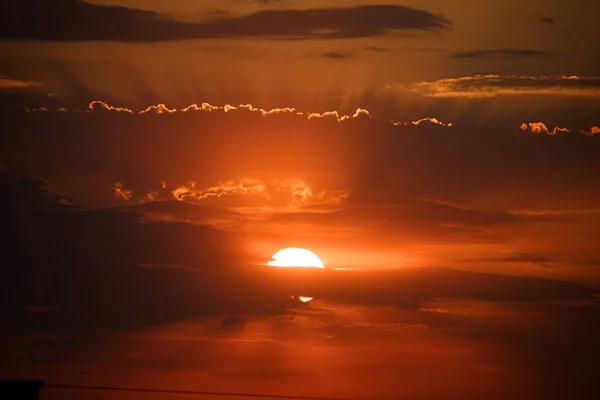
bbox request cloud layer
[400,75,600,98]
[0,1,449,41]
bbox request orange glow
[267,248,324,268]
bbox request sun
[267,248,324,268]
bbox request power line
[46,384,367,400]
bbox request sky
[1,1,600,399]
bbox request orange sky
[1,1,600,399]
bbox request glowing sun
[267,248,324,268]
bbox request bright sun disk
[267,247,325,268]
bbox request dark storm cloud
[321,52,352,59]
[0,0,449,41]
[451,49,546,59]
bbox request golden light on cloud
[267,248,324,268]
[398,75,600,98]
[520,122,570,135]
[113,182,132,201]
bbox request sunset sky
[1,1,600,399]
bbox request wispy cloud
[113,182,133,201]
[450,49,545,59]
[321,52,352,59]
[169,178,348,208]
[581,126,600,136]
[399,75,600,98]
[392,117,453,127]
[172,180,268,202]
[0,77,38,90]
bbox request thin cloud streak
[0,77,39,90]
[450,49,545,59]
[398,75,600,98]
[393,117,453,127]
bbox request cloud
[169,178,348,208]
[450,49,546,59]
[139,103,178,114]
[113,182,133,201]
[0,1,449,41]
[172,179,268,202]
[21,100,382,125]
[502,252,556,264]
[392,117,453,127]
[113,199,240,223]
[582,126,600,136]
[23,106,68,113]
[471,252,556,265]
[520,122,570,135]
[266,198,551,246]
[0,168,291,329]
[0,77,38,90]
[364,46,388,52]
[537,16,558,26]
[306,108,371,122]
[88,100,133,114]
[321,52,352,59]
[399,75,600,98]
[5,101,600,215]
[143,190,159,203]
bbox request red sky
[1,1,600,399]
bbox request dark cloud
[0,1,449,41]
[261,267,597,309]
[220,315,248,330]
[499,252,556,264]
[321,52,352,60]
[469,252,557,265]
[363,46,389,52]
[451,48,546,59]
[1,167,597,330]
[537,16,558,26]
[267,199,553,245]
[0,169,294,329]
